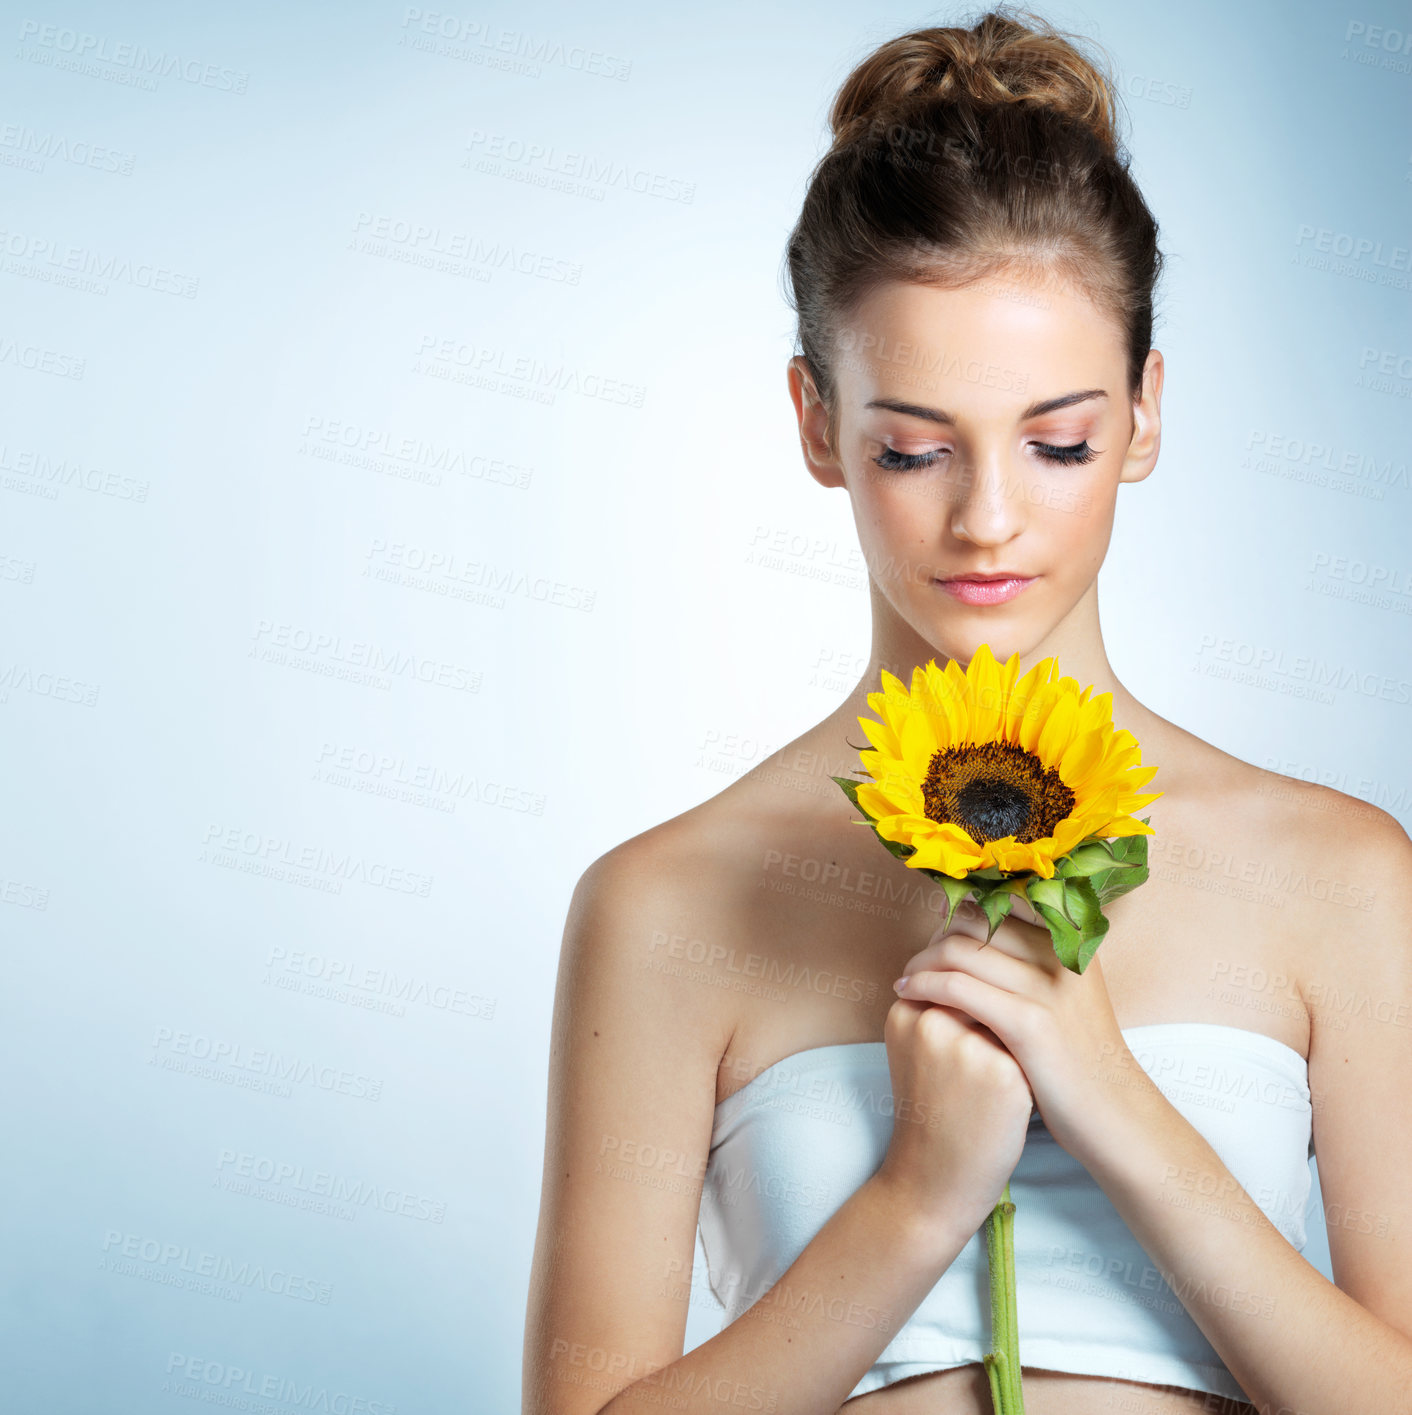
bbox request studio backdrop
[3,1,1409,1411]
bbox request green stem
[983,1180,1025,1413]
[983,1352,1006,1414]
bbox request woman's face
[791,271,1162,667]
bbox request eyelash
[873,441,1099,472]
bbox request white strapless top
[697,1023,1313,1404]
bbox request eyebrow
[864,388,1109,423]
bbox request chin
[922,627,1035,670]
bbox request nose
[948,449,1026,547]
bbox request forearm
[598,1173,978,1415]
[1081,1068,1412,1413]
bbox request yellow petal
[898,706,939,784]
[1050,815,1088,855]
[1004,655,1055,744]
[1017,682,1057,754]
[1035,691,1080,769]
[988,837,1036,872]
[858,713,901,760]
[918,662,965,746]
[1117,790,1163,813]
[1058,727,1107,788]
[857,775,921,821]
[925,660,969,743]
[906,824,985,877]
[967,643,1004,744]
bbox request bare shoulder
[559,802,760,1065]
[559,760,905,1104]
[550,778,808,1114]
[1253,772,1412,1323]
[1236,754,1408,913]
[1217,750,1411,1013]
[523,798,768,1412]
[1152,725,1399,914]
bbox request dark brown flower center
[921,741,1075,844]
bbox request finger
[910,998,991,1037]
[903,932,1037,994]
[895,969,1021,1049]
[929,906,1060,973]
[905,939,1029,996]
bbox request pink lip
[935,575,1036,606]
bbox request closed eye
[872,440,1099,472]
[873,446,947,472]
[1032,440,1098,466]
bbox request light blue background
[1,1,1408,1410]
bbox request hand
[892,894,1138,1162]
[874,992,1037,1237]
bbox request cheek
[866,473,949,531]
[1038,486,1117,571]
[852,478,926,545]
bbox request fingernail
[893,975,908,992]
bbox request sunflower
[845,642,1161,882]
[830,643,1162,1409]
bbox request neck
[824,576,1152,745]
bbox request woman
[522,8,1412,1413]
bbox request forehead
[833,276,1123,414]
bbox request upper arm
[1305,805,1412,1337]
[523,840,736,1415]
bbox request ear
[787,356,847,490]
[1119,348,1163,485]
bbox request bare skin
[522,268,1407,1415]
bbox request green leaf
[1025,874,1069,918]
[1076,925,1107,973]
[1064,877,1110,972]
[1023,874,1115,973]
[830,775,864,809]
[1055,840,1141,881]
[874,833,916,864]
[1031,898,1083,969]
[1062,875,1103,930]
[930,872,974,931]
[976,884,1014,941]
[1076,824,1151,909]
[1090,864,1142,906]
[1109,821,1151,862]
[1092,848,1149,906]
[1054,841,1117,878]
